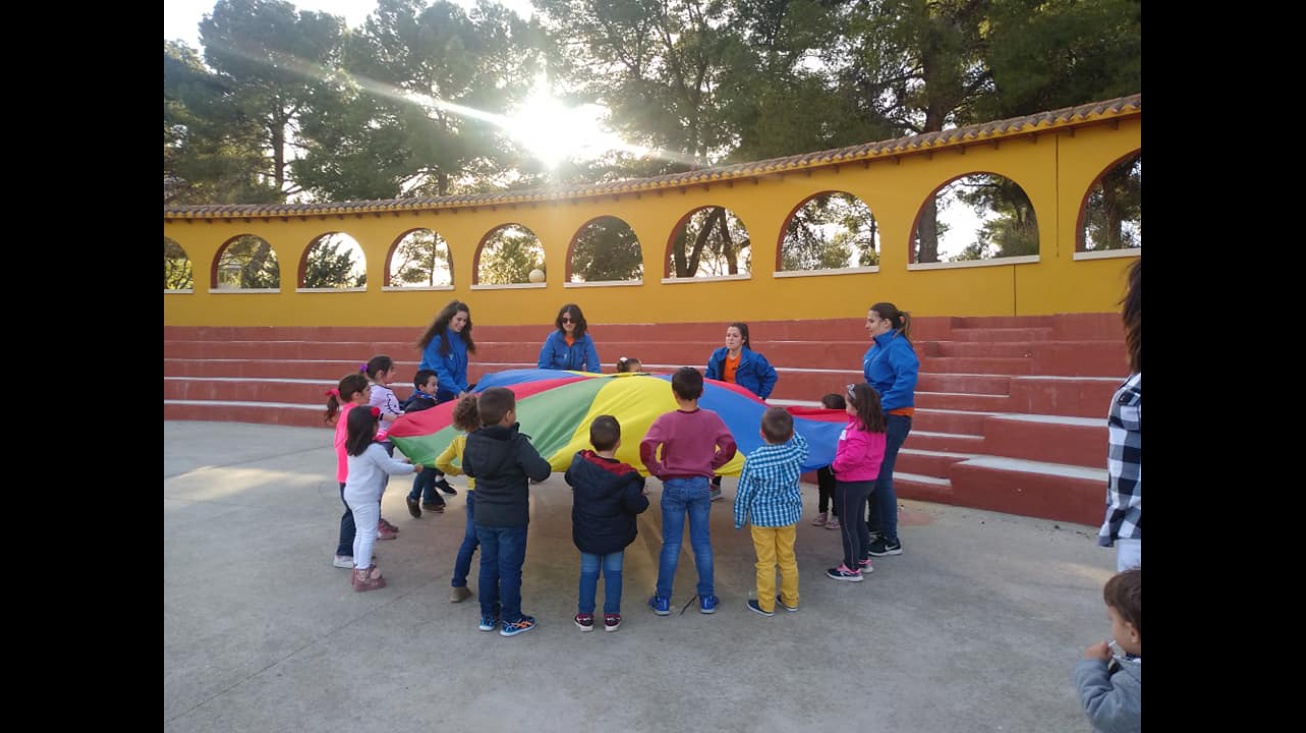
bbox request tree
[571,217,644,282]
[478,226,543,284]
[391,229,454,286]
[165,238,194,290]
[670,207,751,277]
[1082,152,1141,251]
[199,0,347,201]
[218,235,281,289]
[303,235,366,288]
[781,192,878,271]
[948,174,1038,260]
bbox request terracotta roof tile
[165,94,1139,220]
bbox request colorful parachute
[386,369,846,477]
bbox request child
[733,407,809,617]
[402,369,455,517]
[640,366,738,616]
[342,406,423,591]
[364,355,404,538]
[462,387,552,636]
[825,383,887,582]
[566,415,650,632]
[1072,568,1141,732]
[325,373,371,569]
[437,394,481,603]
[812,392,846,531]
[615,356,642,373]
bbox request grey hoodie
[1072,654,1141,733]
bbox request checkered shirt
[733,433,808,529]
[1098,373,1141,546]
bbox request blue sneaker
[648,595,671,616]
[746,599,774,617]
[699,594,719,614]
[776,596,799,613]
[500,615,537,637]
[478,603,501,631]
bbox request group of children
[321,356,1141,730]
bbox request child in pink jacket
[825,383,887,582]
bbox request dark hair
[413,369,438,391]
[477,387,516,427]
[1103,567,1141,637]
[760,406,794,443]
[416,300,476,358]
[845,383,886,433]
[671,366,704,401]
[556,303,590,340]
[869,302,912,340]
[345,405,380,456]
[1122,259,1141,374]
[325,373,370,423]
[451,393,481,433]
[820,392,846,410]
[589,414,621,452]
[365,355,395,381]
[727,322,751,350]
[616,356,642,373]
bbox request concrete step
[164,400,329,429]
[979,414,1106,469]
[1008,376,1122,419]
[915,391,1011,412]
[919,356,1033,375]
[895,448,972,479]
[947,456,1106,525]
[946,327,1054,342]
[902,430,985,454]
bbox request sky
[164,1,535,49]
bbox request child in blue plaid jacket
[733,407,809,617]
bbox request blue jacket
[566,450,649,555]
[419,329,469,402]
[862,330,919,411]
[706,346,778,399]
[538,331,600,372]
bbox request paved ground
[164,420,1114,733]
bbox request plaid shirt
[1098,373,1141,546]
[733,433,808,529]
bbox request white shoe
[332,555,355,569]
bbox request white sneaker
[332,555,355,569]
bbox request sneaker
[603,613,621,632]
[449,585,472,603]
[478,604,502,632]
[709,487,725,502]
[746,599,774,617]
[422,502,446,513]
[811,512,828,527]
[699,594,719,614]
[332,555,355,569]
[405,496,421,518]
[857,558,874,574]
[379,517,399,533]
[351,565,386,592]
[825,563,864,582]
[648,595,671,616]
[574,613,595,632]
[500,615,537,637]
[825,516,841,531]
[434,478,458,497]
[776,596,799,613]
[868,537,903,557]
[377,525,398,541]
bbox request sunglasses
[560,317,573,323]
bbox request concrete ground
[164,420,1114,733]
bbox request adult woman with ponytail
[862,302,919,557]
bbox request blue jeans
[475,523,528,623]
[836,480,874,568]
[655,476,715,600]
[867,414,912,542]
[578,550,625,615]
[335,481,355,556]
[407,467,444,505]
[452,491,478,588]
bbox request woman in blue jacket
[417,299,476,404]
[538,304,601,372]
[705,322,778,499]
[862,302,919,558]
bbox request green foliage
[948,174,1039,261]
[218,235,281,288]
[391,229,454,286]
[303,235,366,288]
[165,238,195,290]
[669,207,751,278]
[571,217,644,282]
[781,193,878,271]
[478,225,544,284]
[1082,153,1141,251]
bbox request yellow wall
[164,110,1140,328]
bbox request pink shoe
[377,524,398,541]
[825,517,841,530]
[351,565,387,592]
[379,517,399,533]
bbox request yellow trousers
[750,524,798,613]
